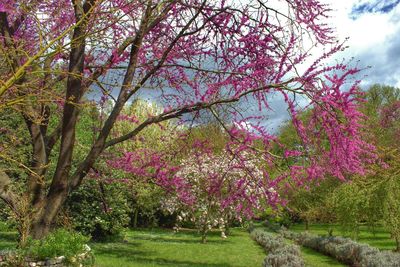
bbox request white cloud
[257,0,400,131]
[321,0,400,87]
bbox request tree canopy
[0,0,375,240]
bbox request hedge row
[279,228,400,267]
[250,229,305,267]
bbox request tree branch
[69,1,207,189]
[68,1,155,189]
[45,121,62,156]
[0,2,97,98]
[84,1,177,90]
[127,0,209,99]
[106,80,294,147]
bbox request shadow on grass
[94,241,231,267]
[94,243,151,258]
[128,228,234,244]
[131,235,229,245]
[119,257,231,267]
[96,253,231,267]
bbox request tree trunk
[133,208,139,228]
[27,0,95,241]
[201,233,207,243]
[30,182,69,239]
[201,224,208,244]
[30,219,51,240]
[225,223,230,236]
[396,237,400,252]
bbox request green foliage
[362,84,400,117]
[276,84,400,245]
[179,123,228,154]
[24,229,90,263]
[64,99,180,239]
[382,175,400,251]
[287,178,340,226]
[267,207,298,228]
[0,109,30,191]
[66,180,130,241]
[273,109,314,159]
[107,99,178,229]
[71,102,98,167]
[128,182,165,228]
[62,103,133,240]
[326,179,382,239]
[111,99,177,152]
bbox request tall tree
[0,0,373,239]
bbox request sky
[321,0,400,87]
[262,0,400,132]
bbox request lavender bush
[279,228,400,266]
[250,229,304,267]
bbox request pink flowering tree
[107,129,278,242]
[0,0,373,240]
[161,141,279,243]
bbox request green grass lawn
[0,227,346,267]
[290,223,396,251]
[92,228,264,267]
[298,246,345,267]
[2,224,393,267]
[285,236,346,267]
[0,228,264,267]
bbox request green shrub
[128,182,166,228]
[65,179,130,241]
[25,229,90,263]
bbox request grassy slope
[291,223,395,251]
[92,228,265,267]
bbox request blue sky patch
[350,0,400,19]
